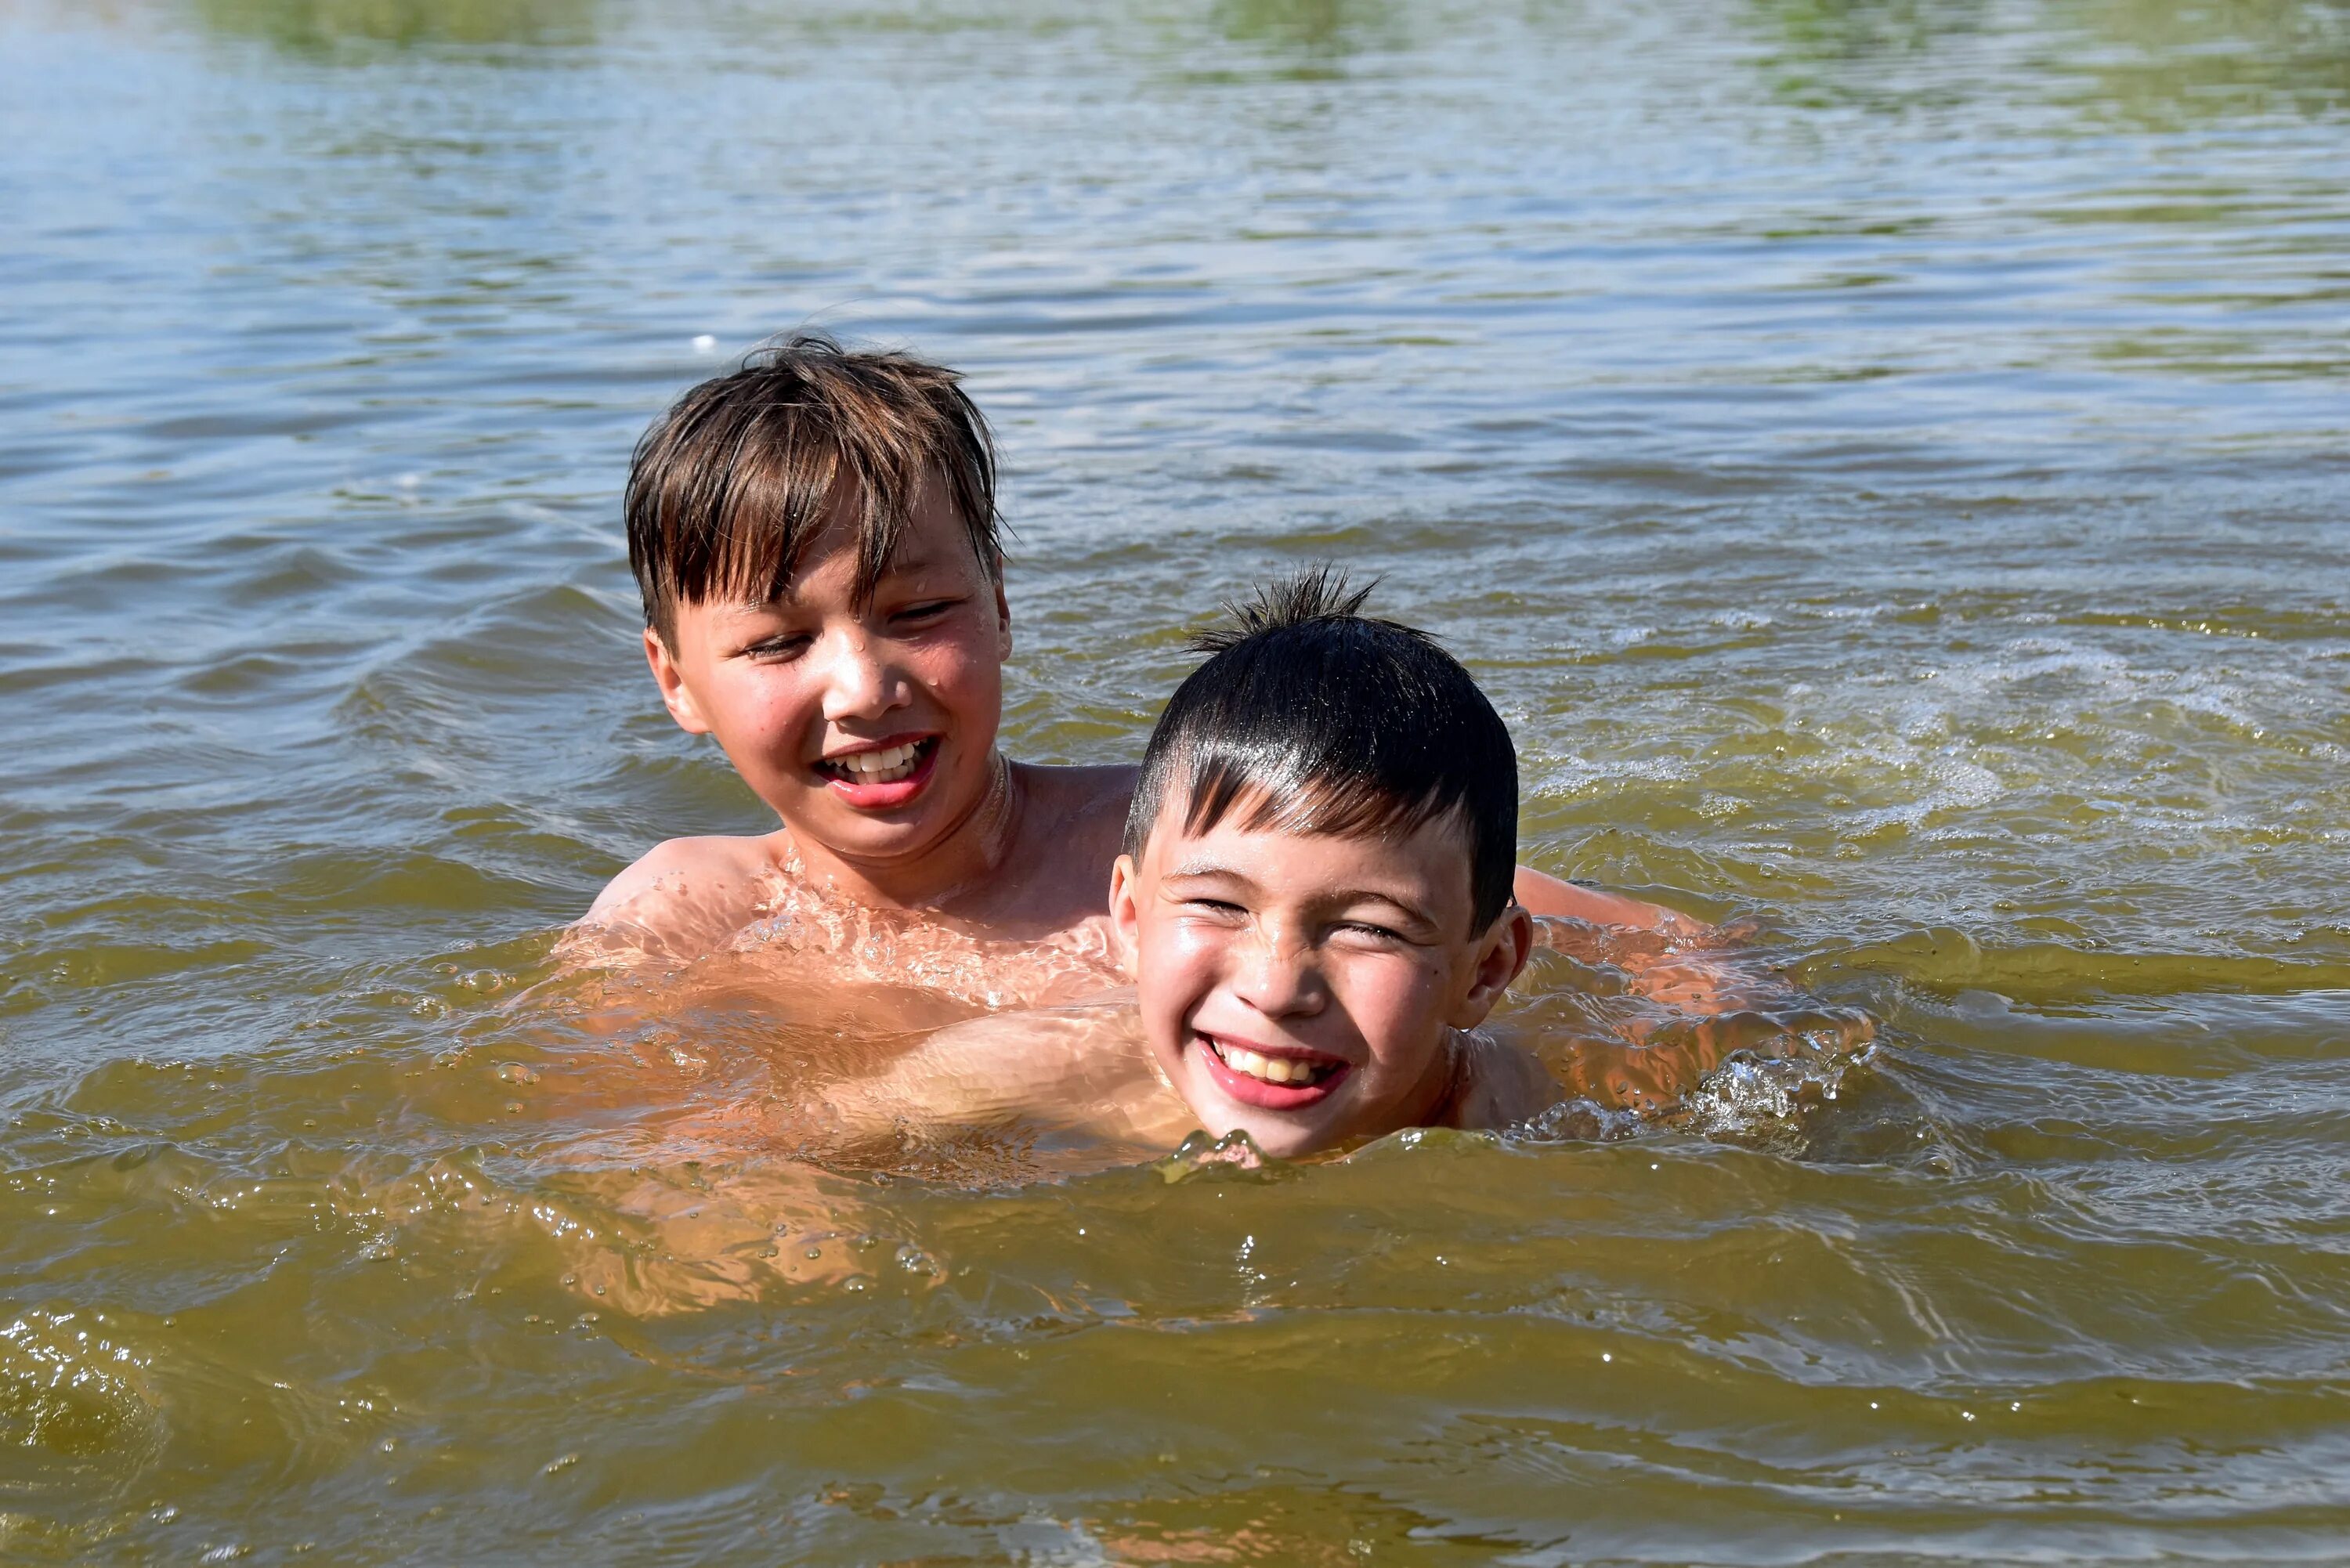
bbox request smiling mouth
[1206,1035,1344,1089]
[814,736,938,786]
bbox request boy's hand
[1525,912,1768,1012]
[1521,903,1876,1111]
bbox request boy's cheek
[1149,927,1228,1000]
[918,626,1006,703]
[1136,930,1223,1042]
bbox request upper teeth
[832,741,921,777]
[1213,1040,1329,1086]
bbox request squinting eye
[893,599,957,623]
[1339,922,1405,943]
[1184,899,1246,917]
[746,635,812,661]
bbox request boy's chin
[1220,1116,1333,1159]
[1185,1073,1350,1158]
[789,778,956,847]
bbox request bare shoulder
[570,832,786,959]
[586,832,778,919]
[1006,762,1142,910]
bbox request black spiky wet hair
[1122,567,1519,931]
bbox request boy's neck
[1401,1028,1470,1133]
[785,750,1025,912]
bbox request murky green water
[5,0,2349,1559]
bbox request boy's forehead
[1147,789,1476,905]
[715,488,981,612]
[757,542,949,609]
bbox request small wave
[1806,929,2350,1003]
[0,1306,161,1474]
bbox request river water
[4,0,2348,1560]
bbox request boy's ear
[1448,905,1535,1029]
[1106,852,1142,976]
[643,628,714,735]
[992,565,1012,661]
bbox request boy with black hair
[810,571,1694,1160]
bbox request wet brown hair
[624,333,1000,645]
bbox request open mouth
[1209,1037,1341,1087]
[1197,1031,1350,1110]
[814,735,938,787]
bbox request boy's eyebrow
[875,548,942,578]
[1164,856,1256,882]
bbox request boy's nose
[815,629,911,722]
[1231,928,1325,1018]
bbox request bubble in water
[1519,1097,1645,1143]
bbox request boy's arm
[1513,865,1690,932]
[1513,865,1759,1010]
[799,996,1160,1156]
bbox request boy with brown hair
[576,334,1139,986]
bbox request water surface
[3,0,2348,1560]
